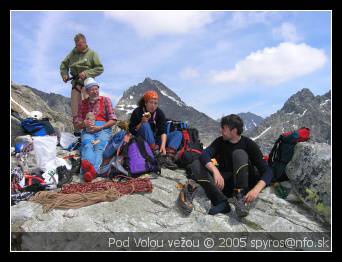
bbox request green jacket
[60,46,104,86]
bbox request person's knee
[140,122,151,130]
[103,145,114,159]
[81,138,93,147]
[94,140,108,151]
[189,159,210,181]
[174,130,182,139]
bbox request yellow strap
[235,164,249,177]
[196,179,211,183]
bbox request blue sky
[11,11,331,119]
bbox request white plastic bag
[32,136,57,172]
[55,157,72,170]
[59,132,78,149]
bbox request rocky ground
[11,141,331,251]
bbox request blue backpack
[21,118,47,136]
[166,120,189,135]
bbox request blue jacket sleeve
[199,138,220,167]
[247,138,274,185]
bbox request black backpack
[268,127,310,182]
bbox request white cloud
[211,42,327,86]
[180,67,199,79]
[104,11,213,37]
[273,22,302,42]
[226,11,279,31]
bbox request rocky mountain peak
[281,88,315,115]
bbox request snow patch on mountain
[251,126,272,141]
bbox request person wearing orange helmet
[129,90,182,170]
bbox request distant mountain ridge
[238,112,264,132]
[245,88,331,154]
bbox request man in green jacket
[60,33,104,133]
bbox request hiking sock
[81,160,96,174]
[208,200,231,215]
[83,171,96,183]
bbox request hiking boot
[208,200,231,215]
[160,155,178,170]
[233,189,249,218]
[177,180,198,215]
[69,158,81,175]
[56,166,73,187]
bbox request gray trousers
[189,149,259,205]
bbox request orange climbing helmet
[143,90,159,102]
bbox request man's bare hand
[244,188,260,204]
[62,75,69,83]
[79,72,87,80]
[84,120,93,128]
[159,145,167,155]
[86,126,102,134]
[141,115,149,123]
[213,171,224,190]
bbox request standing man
[189,114,273,218]
[60,33,104,134]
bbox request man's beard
[89,95,99,103]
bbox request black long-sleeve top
[199,136,273,185]
[129,106,166,137]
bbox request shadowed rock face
[245,88,331,155]
[114,78,220,146]
[286,142,331,225]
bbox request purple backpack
[121,136,160,177]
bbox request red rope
[61,177,153,195]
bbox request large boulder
[286,142,331,225]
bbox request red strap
[189,148,202,154]
[24,175,45,186]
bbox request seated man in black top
[189,114,273,218]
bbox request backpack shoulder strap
[268,136,282,165]
[135,136,154,164]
